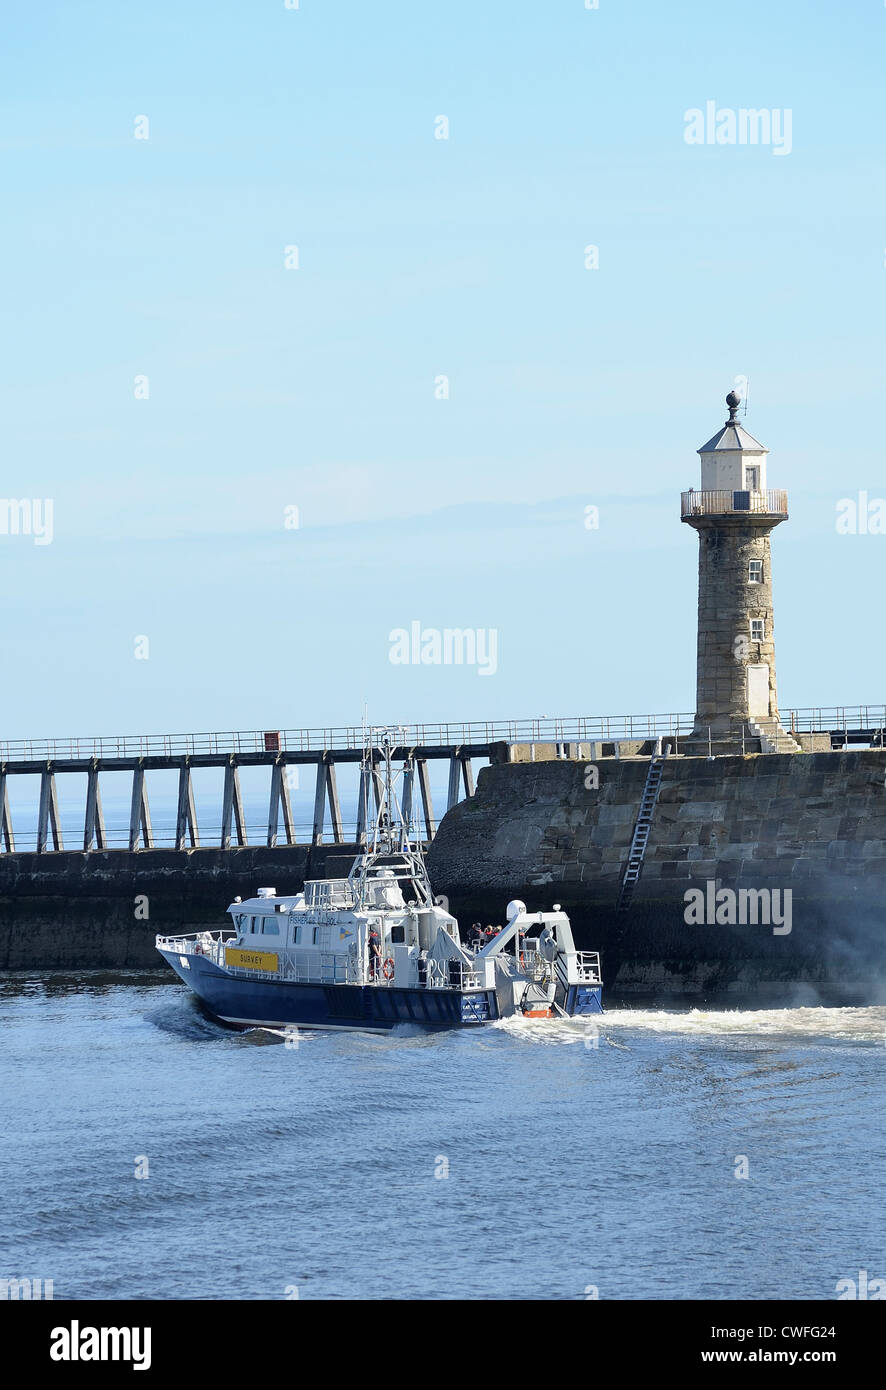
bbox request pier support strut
[221,761,247,849]
[175,761,199,851]
[416,758,435,840]
[128,764,154,851]
[36,767,63,853]
[310,755,345,847]
[446,751,475,811]
[83,763,107,851]
[267,761,296,848]
[0,772,14,852]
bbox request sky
[1,0,885,744]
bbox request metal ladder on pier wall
[616,752,668,912]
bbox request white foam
[492,1005,886,1044]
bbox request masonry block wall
[427,752,886,999]
[0,844,349,968]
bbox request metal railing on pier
[7,702,883,766]
[784,705,886,737]
[0,713,701,763]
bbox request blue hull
[158,950,498,1031]
[565,983,604,1015]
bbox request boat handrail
[156,929,233,945]
[303,880,356,909]
[575,950,602,983]
[424,958,482,990]
[160,933,486,992]
[209,955,362,985]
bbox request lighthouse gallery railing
[681,488,788,518]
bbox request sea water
[1,974,883,1300]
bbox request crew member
[368,925,382,980]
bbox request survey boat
[156,734,603,1032]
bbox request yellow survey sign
[225,948,279,972]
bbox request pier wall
[0,844,355,968]
[426,750,886,1001]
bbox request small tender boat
[156,733,603,1032]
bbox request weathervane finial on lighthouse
[725,389,741,424]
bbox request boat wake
[492,1005,886,1044]
[144,999,233,1042]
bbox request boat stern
[563,982,604,1015]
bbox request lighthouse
[681,392,798,753]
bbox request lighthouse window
[750,618,766,642]
[748,559,763,583]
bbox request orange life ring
[382,957,395,980]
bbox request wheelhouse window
[750,618,765,642]
[262,919,280,935]
[748,559,763,583]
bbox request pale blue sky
[1,0,884,740]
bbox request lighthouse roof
[697,420,768,455]
[698,392,768,454]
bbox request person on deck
[368,926,382,980]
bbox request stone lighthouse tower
[681,391,797,753]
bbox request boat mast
[372,731,398,854]
[354,725,435,907]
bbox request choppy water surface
[1,974,883,1300]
